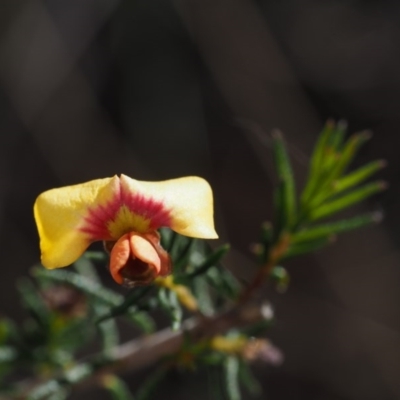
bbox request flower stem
[239,233,291,304]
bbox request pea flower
[34,175,217,287]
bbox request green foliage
[46,389,71,400]
[135,367,168,400]
[298,122,385,226]
[18,278,50,332]
[192,277,215,316]
[308,181,385,221]
[158,288,183,330]
[224,356,241,400]
[282,236,332,260]
[95,286,152,324]
[270,266,290,292]
[205,266,241,300]
[255,120,386,268]
[256,222,273,263]
[74,259,119,354]
[272,130,297,235]
[292,212,382,243]
[0,318,18,345]
[32,268,122,307]
[238,360,262,397]
[207,366,225,400]
[27,380,66,400]
[203,352,262,400]
[185,244,231,279]
[102,375,134,400]
[0,120,385,400]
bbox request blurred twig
[22,304,268,398]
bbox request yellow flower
[34,174,217,286]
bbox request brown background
[0,0,399,399]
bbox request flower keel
[107,231,171,287]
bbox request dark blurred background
[1,0,400,399]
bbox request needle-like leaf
[272,130,296,232]
[309,181,386,221]
[224,356,241,400]
[292,212,382,243]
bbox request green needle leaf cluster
[259,120,386,267]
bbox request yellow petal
[120,175,218,239]
[34,174,218,269]
[34,176,118,269]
